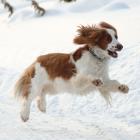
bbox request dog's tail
[13,64,35,100]
[14,75,29,100]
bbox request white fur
[106,29,120,51]
[74,51,108,78]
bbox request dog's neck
[88,45,108,61]
[88,48,104,61]
[72,45,109,62]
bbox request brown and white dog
[14,22,129,122]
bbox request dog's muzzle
[107,43,123,58]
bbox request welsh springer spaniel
[14,21,129,122]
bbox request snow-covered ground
[0,0,140,139]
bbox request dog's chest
[75,52,108,78]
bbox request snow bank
[103,2,130,11]
[66,0,112,12]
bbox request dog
[14,21,129,122]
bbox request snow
[103,2,130,11]
[0,0,140,140]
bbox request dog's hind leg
[20,88,43,122]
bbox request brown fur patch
[37,53,77,80]
[73,36,89,44]
[96,30,112,50]
[72,45,89,61]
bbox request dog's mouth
[107,50,118,58]
[107,44,123,58]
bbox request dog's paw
[20,108,30,122]
[92,79,103,87]
[118,84,129,94]
[20,112,29,122]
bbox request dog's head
[73,22,123,58]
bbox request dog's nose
[116,44,123,51]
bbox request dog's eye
[107,34,112,42]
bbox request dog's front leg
[102,76,129,94]
[98,77,129,103]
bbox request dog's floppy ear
[73,36,88,44]
[73,25,91,44]
[73,25,105,45]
